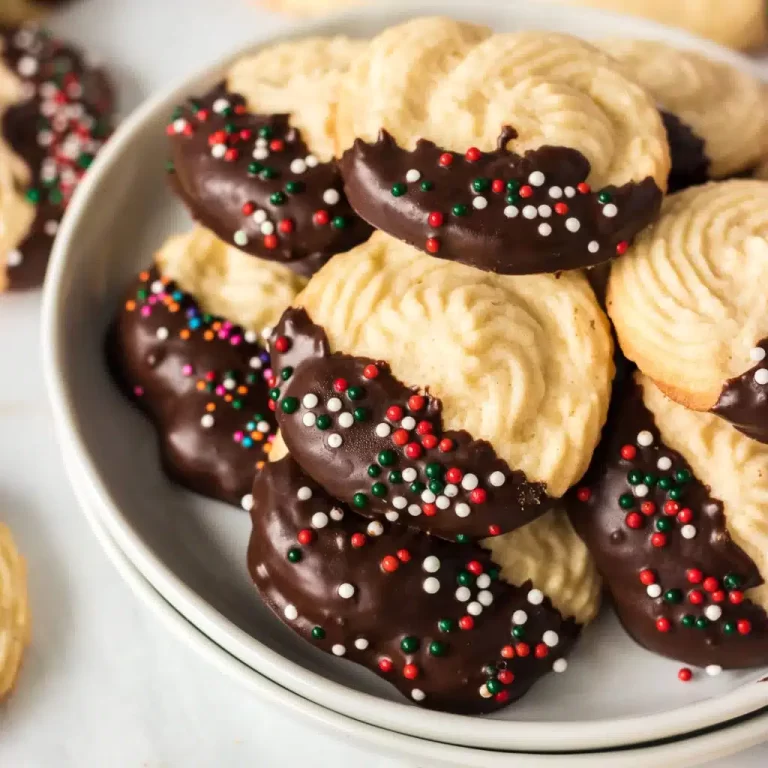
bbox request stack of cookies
[106,16,768,713]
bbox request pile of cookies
[107,17,768,714]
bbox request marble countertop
[0,1,766,765]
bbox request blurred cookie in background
[0,0,70,24]
[0,522,30,701]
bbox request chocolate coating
[248,454,578,713]
[268,308,554,542]
[660,111,710,193]
[712,339,768,444]
[1,24,114,290]
[166,85,372,277]
[106,267,276,508]
[339,129,662,275]
[569,376,768,668]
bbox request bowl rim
[41,0,768,753]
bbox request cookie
[0,522,30,700]
[155,226,307,334]
[570,373,768,670]
[0,1,68,24]
[265,231,614,540]
[0,24,114,290]
[107,267,277,508]
[166,39,372,275]
[607,181,768,443]
[254,0,361,17]
[336,18,667,274]
[248,452,587,713]
[598,39,768,181]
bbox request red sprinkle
[439,152,454,167]
[663,501,679,516]
[616,241,629,256]
[500,645,515,659]
[397,549,411,562]
[491,179,504,194]
[403,664,419,680]
[712,590,726,603]
[640,501,656,516]
[239,128,252,141]
[535,643,549,659]
[428,212,444,228]
[519,185,533,198]
[729,590,744,605]
[438,438,454,453]
[386,406,404,422]
[405,442,422,459]
[363,364,379,380]
[242,201,255,215]
[408,395,426,412]
[223,148,239,162]
[208,130,226,146]
[421,435,438,449]
[269,139,285,152]
[422,503,437,517]
[703,577,719,593]
[677,508,693,524]
[459,616,474,631]
[639,569,656,586]
[234,104,247,114]
[416,420,433,435]
[554,202,569,215]
[392,429,409,447]
[446,468,463,484]
[313,209,330,226]
[738,619,752,635]
[465,147,481,162]
[497,670,514,685]
[425,237,440,254]
[333,378,348,393]
[515,642,530,658]
[487,524,501,536]
[689,589,704,605]
[274,336,290,353]
[380,555,399,573]
[650,532,667,548]
[620,445,637,460]
[469,488,487,504]
[350,533,366,548]
[297,528,314,545]
[494,690,510,703]
[196,109,209,122]
[625,512,643,529]
[576,487,591,502]
[378,658,393,673]
[678,668,693,682]
[277,219,294,234]
[466,560,483,576]
[577,182,591,194]
[686,568,703,584]
[264,234,278,250]
[656,617,671,633]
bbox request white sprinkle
[512,610,528,625]
[385,511,400,522]
[553,659,568,673]
[529,170,545,187]
[588,241,600,253]
[323,189,340,206]
[423,556,441,573]
[261,326,273,341]
[253,209,268,224]
[478,590,493,607]
[706,665,722,677]
[477,574,491,589]
[479,684,492,699]
[564,186,576,198]
[212,98,230,114]
[543,630,559,647]
[455,586,471,602]
[750,347,766,362]
[284,604,298,621]
[527,589,544,605]
[260,221,275,236]
[302,394,318,409]
[754,369,768,385]
[327,433,343,449]
[402,468,417,483]
[467,601,483,616]
[488,471,505,488]
[523,205,537,219]
[538,223,552,237]
[366,521,383,537]
[455,503,471,518]
[602,203,618,218]
[375,422,391,437]
[565,218,581,233]
[405,169,421,183]
[252,147,269,161]
[297,486,313,501]
[14,29,34,49]
[332,644,346,657]
[392,496,408,510]
[637,430,654,447]
[211,143,227,159]
[44,220,59,237]
[634,484,649,498]
[436,496,450,510]
[657,457,672,471]
[504,205,519,218]
[327,398,343,412]
[234,230,249,247]
[548,186,563,199]
[37,130,53,147]
[411,688,426,702]
[538,205,552,218]
[681,525,697,539]
[705,605,723,621]
[200,414,215,429]
[646,584,662,598]
[461,474,479,491]
[311,512,328,528]
[401,416,416,430]
[444,484,458,498]
[223,378,236,391]
[6,250,22,268]
[338,583,355,599]
[245,331,257,343]
[156,327,169,341]
[473,196,488,210]
[330,507,344,521]
[421,490,436,504]
[338,413,354,428]
[354,638,369,650]
[408,504,422,517]
[241,494,254,511]
[423,577,440,594]
[302,412,317,427]
[290,159,307,174]
[305,154,319,168]
[255,137,268,148]
[17,56,38,77]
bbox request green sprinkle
[644,473,657,487]
[287,548,302,563]
[486,679,502,694]
[409,481,425,495]
[280,397,298,414]
[400,636,419,653]
[371,482,387,498]
[695,617,709,630]
[428,641,447,657]
[425,463,443,480]
[248,162,263,176]
[224,121,236,134]
[378,450,396,467]
[512,625,525,639]
[316,414,331,430]
[668,488,684,501]
[457,571,474,587]
[391,183,407,197]
[681,614,695,628]
[456,534,469,544]
[471,177,490,193]
[664,589,682,604]
[78,153,95,169]
[438,618,455,633]
[618,493,634,510]
[388,471,402,484]
[655,518,672,533]
[452,204,469,217]
[506,180,520,192]
[420,180,434,192]
[428,480,444,494]
[597,190,612,204]
[331,216,347,230]
[280,367,293,381]
[353,492,367,509]
[723,621,736,635]
[505,194,519,205]
[258,126,273,139]
[368,464,381,478]
[285,180,304,194]
[724,573,742,590]
[260,168,278,180]
[268,388,281,401]
[270,191,287,206]
[353,407,368,422]
[26,188,40,205]
[347,386,365,401]
[675,469,691,484]
[311,626,325,640]
[658,477,673,491]
[627,470,644,485]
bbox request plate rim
[41,0,768,753]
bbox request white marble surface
[0,0,766,764]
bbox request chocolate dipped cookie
[570,373,768,671]
[335,18,667,275]
[0,24,113,290]
[107,266,277,508]
[166,38,372,276]
[608,181,768,444]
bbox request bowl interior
[42,0,768,753]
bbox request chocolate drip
[569,376,768,668]
[660,111,710,193]
[248,454,578,713]
[712,339,768,444]
[106,267,277,508]
[0,24,113,290]
[267,308,553,542]
[339,130,662,275]
[166,84,372,277]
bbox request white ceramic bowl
[41,0,768,754]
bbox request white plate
[41,0,768,753]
